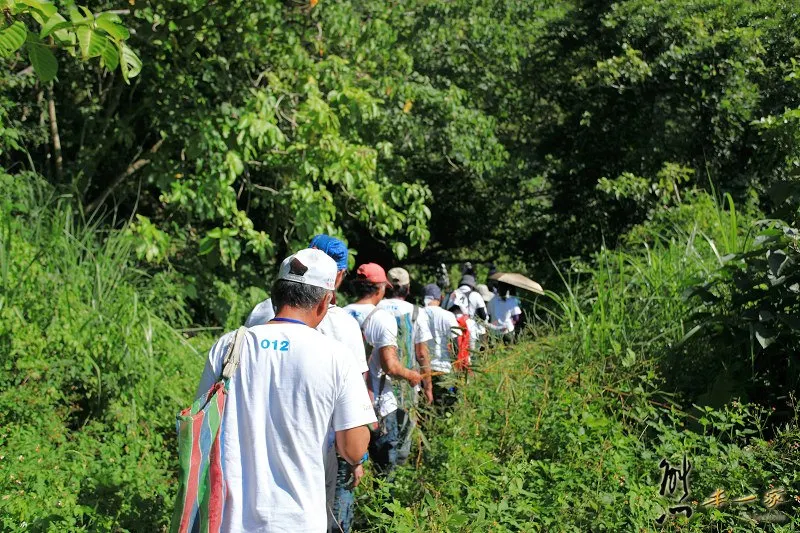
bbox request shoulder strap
[412,304,419,324]
[221,326,248,381]
[360,306,382,335]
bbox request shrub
[0,176,208,531]
[358,192,800,531]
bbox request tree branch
[86,139,164,213]
[47,85,63,181]
[248,181,280,194]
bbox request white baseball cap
[277,248,337,290]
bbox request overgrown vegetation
[2,0,800,530]
[0,176,208,531]
[360,193,800,532]
[4,0,800,272]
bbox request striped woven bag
[170,326,248,533]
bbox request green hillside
[0,177,208,531]
[2,0,800,530]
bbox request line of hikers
[174,235,523,533]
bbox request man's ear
[317,291,333,316]
[334,270,346,289]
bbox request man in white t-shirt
[380,267,434,464]
[422,283,461,406]
[197,248,375,532]
[241,235,369,532]
[380,268,434,401]
[445,274,488,322]
[344,264,423,476]
[487,282,523,340]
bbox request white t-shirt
[424,305,460,373]
[343,303,399,417]
[244,299,368,525]
[488,296,522,333]
[197,324,376,533]
[447,286,486,317]
[318,306,369,374]
[245,299,367,374]
[244,298,276,327]
[314,305,369,527]
[376,299,434,345]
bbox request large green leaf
[15,0,57,20]
[68,6,91,23]
[95,13,130,41]
[0,21,27,57]
[26,34,57,81]
[118,41,141,82]
[392,241,408,259]
[76,25,106,59]
[99,37,118,71]
[40,12,71,39]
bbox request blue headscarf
[308,234,348,271]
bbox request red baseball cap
[355,263,393,287]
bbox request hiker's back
[376,298,415,321]
[197,324,361,532]
[425,305,459,372]
[376,299,418,366]
[447,286,484,317]
[376,299,429,340]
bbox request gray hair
[271,279,330,311]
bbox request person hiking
[445,274,488,348]
[476,283,495,306]
[242,235,369,532]
[446,274,488,322]
[196,248,376,532]
[487,281,523,343]
[422,283,462,407]
[344,264,424,478]
[448,301,479,357]
[245,234,353,330]
[378,267,434,465]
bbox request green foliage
[0,0,140,82]
[359,191,800,531]
[126,214,171,264]
[683,183,800,411]
[0,175,206,530]
[4,0,800,278]
[2,1,800,527]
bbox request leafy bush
[0,176,208,531]
[358,192,800,531]
[684,185,800,418]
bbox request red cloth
[454,315,471,372]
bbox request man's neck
[356,294,382,306]
[274,306,316,326]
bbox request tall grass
[359,192,800,532]
[0,175,209,531]
[1,175,797,531]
